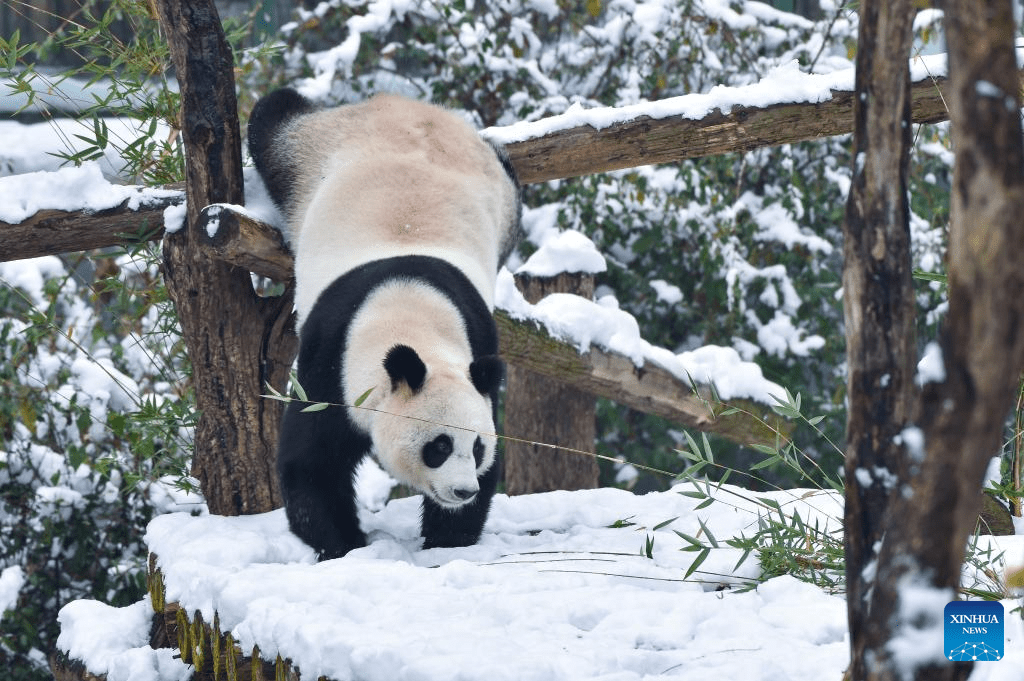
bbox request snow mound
[56,599,190,681]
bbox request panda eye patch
[422,434,454,468]
[473,436,485,467]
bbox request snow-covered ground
[55,471,1024,681]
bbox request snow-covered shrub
[0,247,199,679]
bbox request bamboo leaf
[652,516,678,531]
[684,547,711,579]
[290,371,308,402]
[353,386,375,407]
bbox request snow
[0,565,25,616]
[892,427,926,467]
[516,229,606,277]
[56,600,191,681]
[0,162,181,224]
[53,474,1021,681]
[66,479,853,681]
[162,202,186,234]
[0,254,65,306]
[917,341,946,385]
[650,279,684,305]
[0,115,172,178]
[496,269,785,403]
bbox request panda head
[370,344,502,508]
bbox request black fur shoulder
[248,88,317,212]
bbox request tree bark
[856,2,1024,680]
[504,272,599,494]
[153,0,296,515]
[841,1,918,678]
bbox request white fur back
[280,94,518,324]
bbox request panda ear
[384,345,426,393]
[469,355,504,396]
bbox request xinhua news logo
[944,601,1004,661]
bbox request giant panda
[248,88,521,560]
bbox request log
[198,204,294,282]
[501,68,977,184]
[496,312,785,446]
[0,190,181,262]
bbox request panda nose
[453,488,478,502]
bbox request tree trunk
[841,1,918,678]
[855,2,1024,680]
[504,272,599,494]
[154,0,297,515]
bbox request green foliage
[0,241,196,676]
[670,394,844,591]
[0,0,181,183]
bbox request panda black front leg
[420,455,499,549]
[277,403,369,560]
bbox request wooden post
[153,0,296,515]
[840,1,918,678]
[856,2,1024,680]
[504,272,599,494]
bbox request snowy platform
[58,482,868,681]
[52,481,1024,681]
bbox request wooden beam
[199,204,294,282]
[505,70,963,184]
[496,312,785,446]
[0,191,180,261]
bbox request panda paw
[314,532,367,561]
[421,531,479,551]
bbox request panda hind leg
[247,88,317,210]
[420,459,498,549]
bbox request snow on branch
[489,55,981,184]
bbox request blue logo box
[944,601,1004,661]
